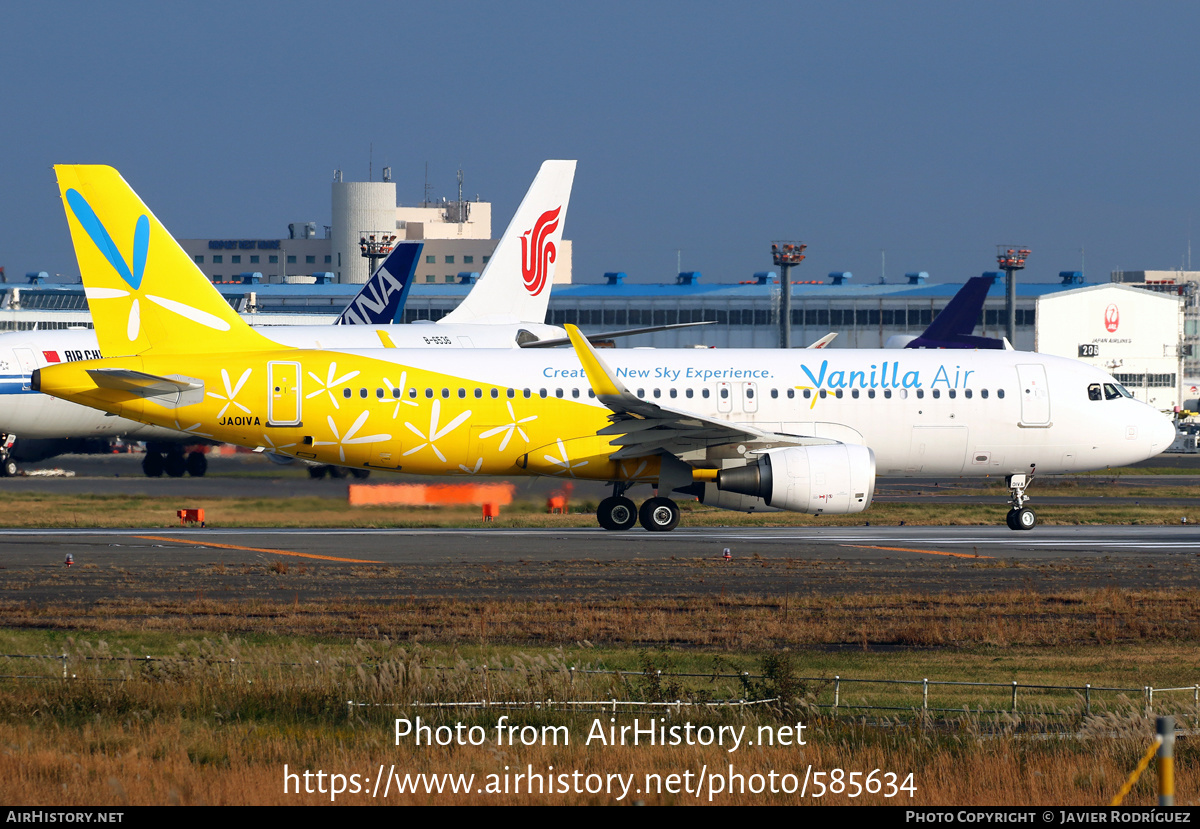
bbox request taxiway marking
[842,544,994,559]
[133,535,384,564]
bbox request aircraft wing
[563,324,832,460]
[519,320,715,348]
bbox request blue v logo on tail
[64,189,148,292]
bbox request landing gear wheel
[142,451,165,477]
[308,466,328,480]
[1005,510,1019,530]
[0,458,16,477]
[638,496,680,532]
[350,468,371,480]
[186,451,208,477]
[327,466,347,479]
[597,496,637,531]
[1015,508,1037,531]
[164,451,187,478]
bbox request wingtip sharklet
[565,323,625,397]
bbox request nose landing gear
[1005,470,1036,531]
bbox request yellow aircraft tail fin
[54,165,276,356]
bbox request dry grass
[0,634,1191,806]
[0,492,1197,528]
[5,587,1200,651]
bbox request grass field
[1,489,1198,528]
[0,629,1193,806]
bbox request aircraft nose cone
[1148,413,1176,456]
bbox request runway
[3,525,1198,603]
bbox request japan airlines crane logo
[1104,304,1120,333]
[520,206,561,297]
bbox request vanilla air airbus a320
[36,165,1173,531]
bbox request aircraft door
[716,382,733,413]
[13,348,37,390]
[1016,364,1051,426]
[267,361,302,426]
[742,381,759,413]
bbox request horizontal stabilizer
[86,368,202,397]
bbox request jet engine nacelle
[715,444,876,514]
[698,485,780,513]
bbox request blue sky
[3,1,1198,285]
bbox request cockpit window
[1088,384,1102,401]
[1103,383,1121,401]
[1115,383,1134,399]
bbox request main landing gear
[597,484,680,532]
[1005,471,1036,531]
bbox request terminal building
[0,267,1186,410]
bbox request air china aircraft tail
[55,165,277,358]
[438,160,576,326]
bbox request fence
[1,651,1196,725]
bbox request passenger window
[787,389,794,399]
[392,388,400,398]
[441,389,450,398]
[964,389,972,399]
[523,389,531,399]
[981,389,989,399]
[702,389,710,399]
[425,388,433,398]
[819,390,828,399]
[932,389,940,399]
[746,388,755,399]
[653,389,661,398]
[851,389,859,399]
[720,388,729,399]
[408,388,417,399]
[948,389,956,399]
[555,389,563,398]
[770,389,778,399]
[637,389,645,398]
[916,389,925,399]
[686,389,694,398]
[474,388,482,399]
[490,389,499,399]
[804,389,812,399]
[588,389,596,398]
[883,389,892,399]
[539,389,548,399]
[360,388,368,398]
[868,389,876,399]
[343,388,352,398]
[507,388,515,398]
[669,388,677,398]
[458,388,466,399]
[835,389,843,399]
[898,389,908,400]
[998,389,1006,399]
[572,389,580,398]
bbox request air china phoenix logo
[1104,304,1120,333]
[64,189,231,342]
[520,206,561,297]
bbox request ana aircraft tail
[336,241,421,325]
[54,165,274,357]
[439,160,576,325]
